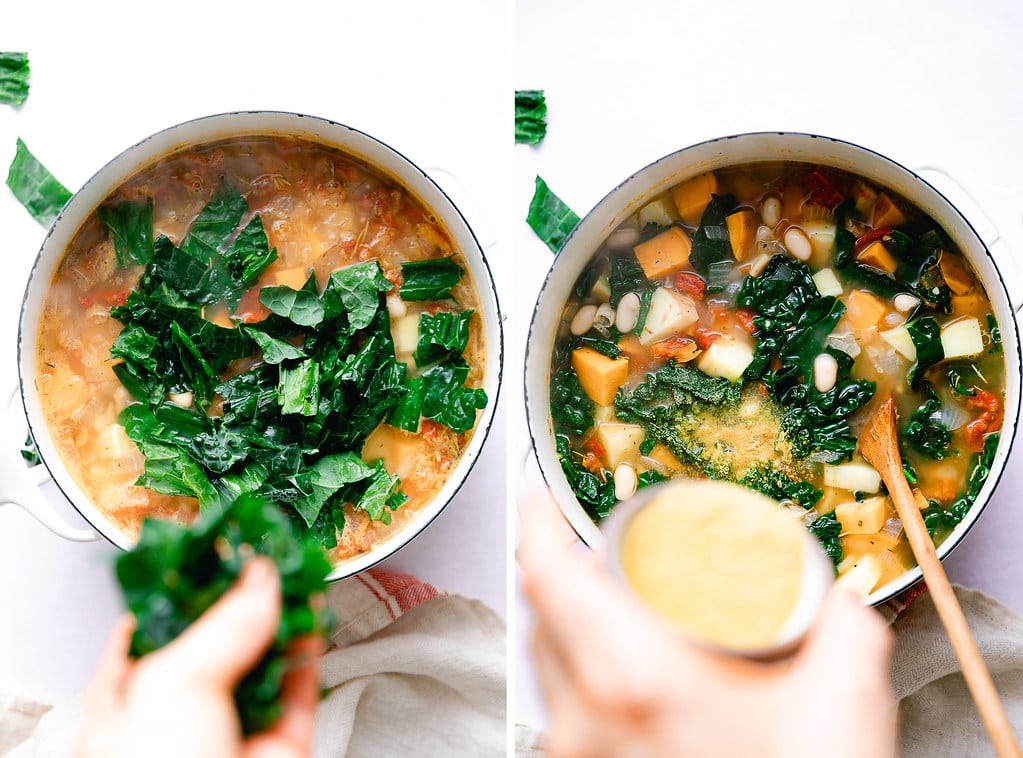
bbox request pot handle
[2,387,100,542]
[914,161,1023,311]
[424,167,498,251]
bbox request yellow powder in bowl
[619,480,807,652]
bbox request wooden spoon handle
[889,471,1022,758]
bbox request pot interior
[526,132,1021,605]
[18,112,503,580]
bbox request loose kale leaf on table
[115,494,333,735]
[6,138,72,226]
[515,89,548,145]
[0,52,30,106]
[526,175,579,254]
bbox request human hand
[77,557,321,758]
[518,490,898,758]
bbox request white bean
[784,227,813,261]
[614,463,638,501]
[894,293,920,313]
[606,226,641,251]
[756,225,774,242]
[813,353,839,393]
[386,294,407,318]
[595,303,616,329]
[615,292,641,333]
[570,304,598,335]
[169,392,194,408]
[749,253,773,277]
[762,195,782,227]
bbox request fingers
[516,488,581,573]
[148,557,283,690]
[83,614,137,713]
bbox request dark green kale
[921,433,999,538]
[575,336,622,359]
[688,194,736,276]
[607,254,655,334]
[526,175,579,254]
[550,366,594,438]
[904,383,951,460]
[20,433,40,466]
[115,495,332,735]
[399,257,463,301]
[98,199,154,267]
[740,462,822,509]
[906,317,943,388]
[6,137,71,226]
[807,511,843,569]
[515,89,547,145]
[637,470,667,490]
[415,310,473,367]
[987,314,1002,355]
[0,52,30,106]
[555,434,616,520]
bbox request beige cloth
[515,585,1023,757]
[1,569,505,758]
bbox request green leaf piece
[526,175,579,254]
[0,52,30,106]
[515,89,547,145]
[6,138,71,226]
[399,257,463,301]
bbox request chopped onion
[884,311,905,327]
[826,331,861,358]
[937,400,972,431]
[881,517,903,541]
[704,225,728,241]
[866,344,901,376]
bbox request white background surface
[0,0,512,705]
[513,0,1023,731]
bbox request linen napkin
[515,585,1023,757]
[1,569,506,758]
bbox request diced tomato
[585,438,606,460]
[805,169,845,208]
[674,271,706,300]
[735,307,757,333]
[651,335,700,362]
[708,304,729,323]
[421,419,444,441]
[853,226,894,253]
[581,451,604,475]
[968,389,1000,414]
[80,287,129,309]
[235,286,270,323]
[964,390,1002,452]
[694,328,721,350]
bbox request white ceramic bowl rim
[16,110,504,581]
[525,130,1021,607]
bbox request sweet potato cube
[950,293,985,316]
[857,241,898,274]
[268,266,312,290]
[671,172,718,225]
[593,423,645,469]
[633,227,692,280]
[571,347,630,406]
[939,254,974,295]
[871,193,906,228]
[725,209,757,262]
[843,289,887,329]
[645,443,683,474]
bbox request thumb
[149,556,282,690]
[796,587,893,679]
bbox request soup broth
[551,162,1005,596]
[37,136,487,564]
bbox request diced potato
[725,209,757,262]
[857,241,897,274]
[812,268,843,297]
[823,461,882,493]
[633,227,692,280]
[880,325,917,361]
[939,254,974,295]
[852,180,878,217]
[639,288,699,345]
[593,405,617,425]
[645,443,684,474]
[591,275,612,301]
[638,197,677,228]
[392,313,420,357]
[269,266,311,290]
[940,317,983,359]
[843,289,887,329]
[593,423,646,469]
[912,489,930,511]
[671,172,718,225]
[835,496,888,534]
[835,553,884,597]
[871,193,906,228]
[697,336,754,382]
[363,424,419,470]
[572,347,630,406]
[802,219,836,259]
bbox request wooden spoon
[860,396,1021,758]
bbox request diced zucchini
[594,422,646,469]
[823,461,882,493]
[639,288,699,345]
[940,317,984,360]
[572,347,630,406]
[835,553,884,597]
[696,336,754,382]
[633,227,692,280]
[812,268,843,297]
[880,325,917,361]
[835,496,888,534]
[638,197,677,228]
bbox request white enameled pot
[525,132,1021,607]
[5,111,503,581]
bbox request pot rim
[17,110,504,581]
[524,130,1021,607]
